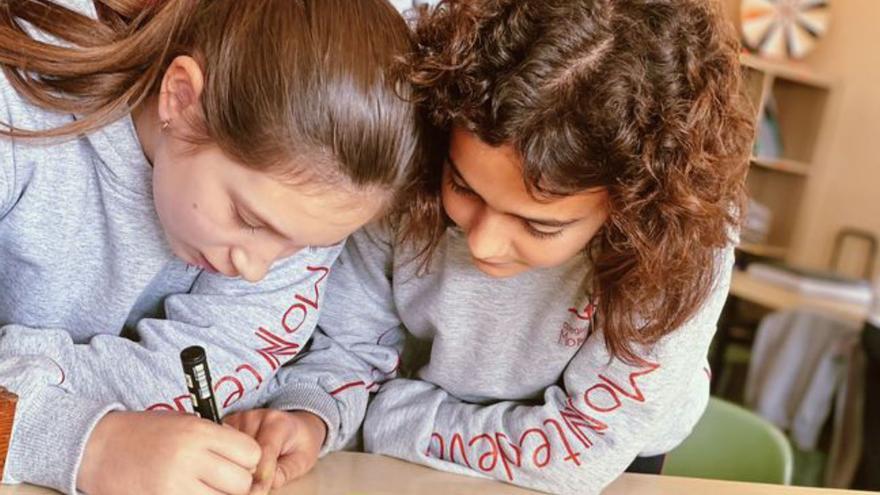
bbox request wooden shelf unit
[738,241,789,260]
[750,157,811,176]
[738,54,831,259]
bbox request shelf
[736,52,831,263]
[737,242,788,260]
[740,53,832,89]
[750,157,811,176]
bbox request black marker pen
[180,345,221,424]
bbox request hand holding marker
[180,346,221,423]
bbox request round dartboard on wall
[741,0,831,59]
[390,0,438,14]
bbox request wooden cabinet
[738,53,832,261]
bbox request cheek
[151,164,184,228]
[441,186,477,230]
[152,165,221,241]
[516,224,603,269]
[517,237,586,268]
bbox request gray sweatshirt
[275,222,734,494]
[0,18,343,494]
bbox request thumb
[273,450,317,488]
[250,437,281,495]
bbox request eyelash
[231,204,260,235]
[446,174,564,240]
[524,224,564,240]
[447,174,476,197]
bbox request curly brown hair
[396,0,755,363]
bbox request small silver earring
[160,120,170,132]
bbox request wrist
[77,411,123,492]
[295,410,328,446]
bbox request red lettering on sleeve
[543,418,583,466]
[172,394,191,413]
[495,433,523,481]
[469,434,499,473]
[597,361,660,403]
[583,383,622,413]
[450,433,473,468]
[519,428,552,468]
[293,266,330,310]
[236,363,263,390]
[281,303,308,334]
[215,375,245,408]
[427,432,445,458]
[560,397,607,450]
[254,327,301,370]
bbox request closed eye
[230,203,261,235]
[447,173,478,197]
[522,221,564,240]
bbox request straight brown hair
[0,0,424,190]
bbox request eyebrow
[447,155,582,228]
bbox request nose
[230,247,269,282]
[230,240,301,283]
[466,207,511,262]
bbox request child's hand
[224,409,327,495]
[78,410,261,495]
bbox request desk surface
[730,269,868,323]
[1,452,874,495]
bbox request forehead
[448,128,602,217]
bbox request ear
[157,55,205,125]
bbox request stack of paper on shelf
[747,262,873,306]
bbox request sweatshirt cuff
[6,386,123,495]
[265,383,342,456]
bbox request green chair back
[663,397,793,485]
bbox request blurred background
[685,1,880,492]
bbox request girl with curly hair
[254,0,754,493]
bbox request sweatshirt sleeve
[259,223,405,453]
[0,86,20,220]
[0,135,13,220]
[361,247,734,494]
[0,360,122,495]
[0,245,341,494]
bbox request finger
[273,450,317,488]
[223,413,243,429]
[224,411,262,439]
[250,430,283,495]
[203,423,262,470]
[198,451,254,495]
[197,480,229,495]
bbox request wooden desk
[1,452,874,495]
[730,268,868,324]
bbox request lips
[195,253,219,273]
[473,257,512,267]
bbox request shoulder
[0,63,77,135]
[345,221,397,259]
